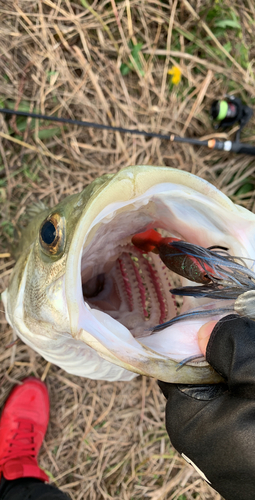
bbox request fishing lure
[131,229,215,284]
[132,228,255,333]
[132,229,255,295]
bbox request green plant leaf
[236,42,249,69]
[6,100,31,112]
[34,127,62,140]
[131,42,143,58]
[130,42,144,76]
[223,41,232,52]
[235,182,254,196]
[215,19,241,29]
[121,41,144,77]
[12,117,36,133]
[1,221,14,238]
[120,63,131,75]
[6,100,40,114]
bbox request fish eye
[41,220,56,245]
[39,213,65,256]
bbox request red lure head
[132,229,214,284]
[131,229,179,253]
[131,229,162,252]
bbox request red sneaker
[0,377,49,481]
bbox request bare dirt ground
[0,1,255,498]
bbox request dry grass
[0,1,255,498]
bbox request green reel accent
[216,100,228,121]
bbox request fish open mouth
[79,209,234,362]
[65,167,253,380]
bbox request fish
[2,165,255,384]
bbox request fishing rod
[0,95,254,156]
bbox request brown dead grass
[0,1,255,498]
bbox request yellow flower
[168,66,182,85]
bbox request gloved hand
[158,314,255,500]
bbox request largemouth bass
[2,166,255,383]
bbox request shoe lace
[0,420,37,464]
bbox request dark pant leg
[0,477,71,500]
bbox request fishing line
[176,354,205,370]
[0,94,255,156]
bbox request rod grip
[231,142,255,156]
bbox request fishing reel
[210,95,253,142]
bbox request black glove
[158,314,255,500]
